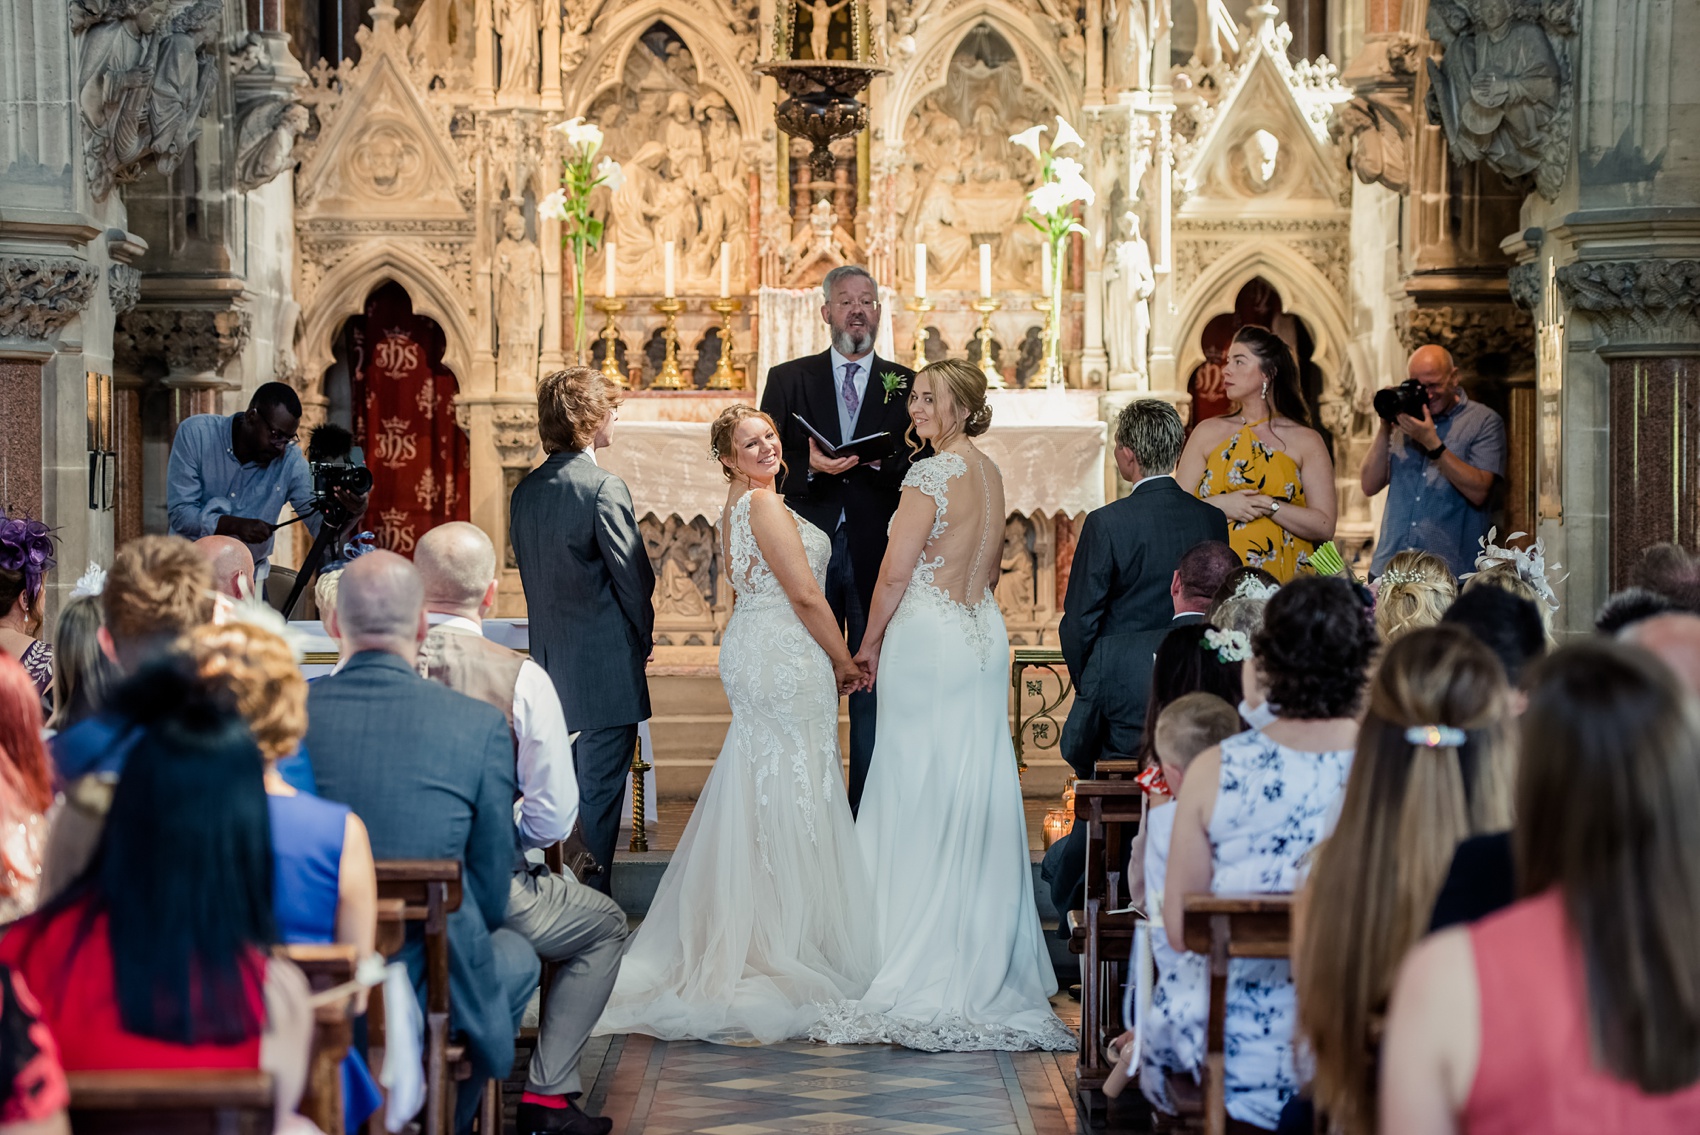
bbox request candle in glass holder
[979,243,992,298]
[1040,243,1051,293]
[719,242,730,298]
[915,243,927,300]
[604,244,616,298]
[663,241,676,298]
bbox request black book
[792,414,896,462]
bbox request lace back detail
[895,451,1005,668]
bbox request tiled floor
[579,999,1085,1135]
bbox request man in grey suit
[511,366,656,896]
[1058,399,1232,777]
[306,551,540,1135]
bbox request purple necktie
[841,361,861,422]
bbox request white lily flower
[573,122,604,151]
[551,116,585,136]
[1051,156,1085,182]
[1009,124,1047,161]
[1052,115,1085,150]
[539,188,570,220]
[596,156,625,192]
[1029,182,1069,216]
[1057,169,1097,206]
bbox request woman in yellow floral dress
[1175,326,1336,581]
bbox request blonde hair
[1374,550,1456,643]
[906,359,992,455]
[103,535,215,650]
[1295,626,1514,1135]
[537,366,621,454]
[709,405,786,484]
[1464,561,1554,639]
[1153,692,1241,773]
[188,621,309,763]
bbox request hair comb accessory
[1460,527,1565,612]
[1204,626,1251,664]
[1405,724,1466,748]
[1232,576,1279,602]
[1377,566,1427,592]
[69,561,107,600]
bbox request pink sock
[522,1092,568,1110]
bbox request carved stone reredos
[0,257,101,341]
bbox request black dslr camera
[1374,379,1429,424]
[305,424,373,529]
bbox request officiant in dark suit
[1058,399,1231,777]
[759,265,916,815]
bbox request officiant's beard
[831,326,875,357]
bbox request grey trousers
[503,865,628,1096]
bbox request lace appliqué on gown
[810,1005,1078,1053]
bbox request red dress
[1464,888,1700,1134]
[0,902,265,1070]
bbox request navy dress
[269,790,383,1129]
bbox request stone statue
[805,0,851,61]
[915,166,972,283]
[996,517,1036,615]
[1106,213,1154,378]
[1105,0,1150,92]
[495,207,542,386]
[497,0,539,96]
[147,0,220,171]
[1426,0,1560,183]
[1338,96,1410,193]
[77,0,160,187]
[663,91,704,184]
[235,101,310,191]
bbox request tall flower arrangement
[542,117,624,364]
[1011,116,1094,388]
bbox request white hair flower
[1052,115,1085,150]
[1009,124,1047,160]
[1204,627,1252,664]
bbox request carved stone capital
[1554,258,1700,354]
[107,264,141,316]
[1337,32,1424,194]
[0,256,99,340]
[115,307,253,381]
[1397,303,1534,366]
[1507,262,1542,313]
[491,403,540,467]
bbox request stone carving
[497,0,539,96]
[115,307,253,379]
[1336,32,1422,194]
[643,516,716,620]
[1107,212,1155,378]
[1397,303,1533,364]
[495,206,542,386]
[1553,259,1700,351]
[996,515,1037,617]
[491,402,540,465]
[107,264,141,316]
[0,257,100,340]
[1425,0,1574,201]
[1104,0,1150,92]
[74,0,222,200]
[1508,260,1542,312]
[236,101,311,191]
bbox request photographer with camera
[167,382,370,586]
[1360,345,1505,581]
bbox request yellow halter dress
[1195,417,1314,582]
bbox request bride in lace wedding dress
[593,406,878,1044]
[812,360,1075,1052]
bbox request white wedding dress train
[811,450,1075,1052]
[593,491,878,1044]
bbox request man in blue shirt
[166,382,367,582]
[1360,345,1507,580]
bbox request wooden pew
[1174,894,1295,1135]
[1067,779,1146,1119]
[1095,758,1144,781]
[68,1069,274,1134]
[372,860,501,1135]
[278,943,358,1135]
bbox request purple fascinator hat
[0,511,58,608]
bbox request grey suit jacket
[509,448,656,731]
[304,651,522,1083]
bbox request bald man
[1361,344,1506,580]
[1621,613,1700,695]
[305,551,541,1134]
[193,535,256,600]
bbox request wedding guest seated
[1628,540,1700,602]
[0,664,313,1132]
[1596,586,1678,634]
[1621,612,1700,695]
[194,535,257,602]
[1440,587,1547,694]
[1462,561,1553,640]
[44,593,119,735]
[0,512,56,719]
[189,618,381,1130]
[1373,549,1455,643]
[40,536,215,901]
[1158,577,1377,1129]
[1292,626,1515,1134]
[0,655,54,922]
[1207,566,1279,636]
[0,962,69,1133]
[306,550,539,1135]
[1382,641,1700,1133]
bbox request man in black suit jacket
[306,551,541,1135]
[511,367,656,895]
[759,265,916,814]
[1059,399,1232,777]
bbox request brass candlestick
[706,297,743,390]
[650,297,686,390]
[906,297,935,372]
[627,734,651,853]
[1033,295,1061,389]
[596,298,627,387]
[972,297,1006,389]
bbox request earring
[1261,381,1268,401]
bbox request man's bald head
[194,535,256,599]
[1408,344,1461,417]
[1621,612,1700,695]
[331,550,426,659]
[415,522,498,615]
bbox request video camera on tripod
[280,424,374,618]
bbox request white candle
[604,243,616,298]
[719,242,730,298]
[1041,242,1051,292]
[979,243,992,298]
[915,243,927,300]
[663,241,676,298]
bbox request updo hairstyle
[1374,549,1457,643]
[908,358,992,453]
[1254,575,1378,720]
[709,404,786,484]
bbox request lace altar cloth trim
[597,417,1106,523]
[808,1003,1078,1052]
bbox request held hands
[1394,403,1441,451]
[809,437,860,476]
[832,654,864,696]
[1213,490,1275,524]
[851,636,882,693]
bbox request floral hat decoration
[0,512,56,608]
[1460,527,1566,612]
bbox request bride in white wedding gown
[812,360,1075,1052]
[593,406,878,1044]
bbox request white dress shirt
[1132,473,1176,491]
[426,612,580,849]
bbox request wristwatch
[1423,441,1447,460]
[1269,499,1282,514]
